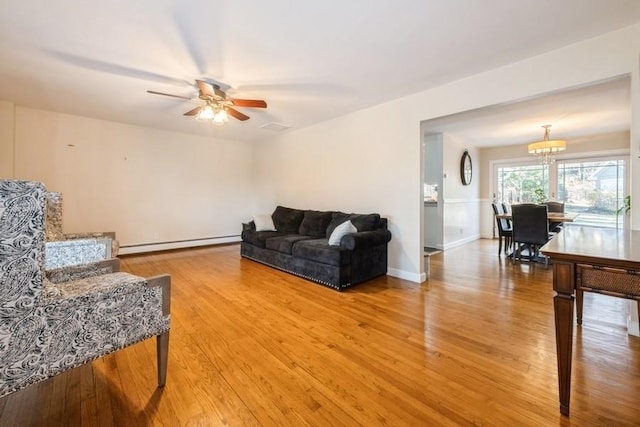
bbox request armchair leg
[157,331,169,387]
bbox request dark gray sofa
[241,206,392,291]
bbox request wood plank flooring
[1,239,639,425]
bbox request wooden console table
[540,226,640,416]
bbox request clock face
[461,151,472,185]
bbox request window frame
[490,150,630,229]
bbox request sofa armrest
[242,221,256,232]
[342,229,392,251]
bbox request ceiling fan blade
[230,99,267,108]
[196,80,216,98]
[184,106,202,116]
[226,107,250,121]
[147,90,192,100]
[197,79,228,99]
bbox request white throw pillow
[328,220,357,246]
[254,214,276,231]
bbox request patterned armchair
[0,180,170,398]
[45,191,120,257]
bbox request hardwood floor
[1,239,639,425]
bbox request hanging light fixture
[528,125,566,165]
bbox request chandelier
[528,125,566,165]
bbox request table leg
[552,261,575,416]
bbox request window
[557,159,626,228]
[496,163,549,204]
[494,155,628,229]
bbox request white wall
[3,24,640,278]
[5,105,254,253]
[442,134,481,249]
[252,23,640,282]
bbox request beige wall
[0,101,14,177]
[7,106,254,253]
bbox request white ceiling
[423,76,632,147]
[1,0,639,143]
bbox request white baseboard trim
[388,268,426,283]
[442,234,480,250]
[119,235,241,255]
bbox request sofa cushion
[242,230,287,249]
[299,210,333,237]
[272,206,305,233]
[326,212,381,238]
[328,220,356,246]
[254,214,276,231]
[265,234,314,254]
[292,239,351,267]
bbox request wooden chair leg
[157,331,169,387]
[498,235,503,255]
[576,289,584,325]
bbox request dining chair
[491,202,512,256]
[511,203,552,267]
[544,201,565,232]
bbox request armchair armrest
[46,258,120,284]
[50,271,147,300]
[147,274,171,316]
[342,229,392,251]
[64,231,116,240]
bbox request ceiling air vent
[260,122,291,132]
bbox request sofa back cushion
[272,206,305,233]
[299,210,334,237]
[326,212,381,238]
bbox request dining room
[420,74,638,338]
[420,74,640,417]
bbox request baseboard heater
[118,234,241,255]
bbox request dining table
[540,226,640,416]
[495,212,578,223]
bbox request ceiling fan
[147,80,267,123]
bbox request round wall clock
[460,150,472,185]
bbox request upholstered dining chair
[0,179,171,398]
[492,202,512,256]
[511,203,552,267]
[544,201,565,233]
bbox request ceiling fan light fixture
[212,108,229,125]
[196,103,215,121]
[527,125,566,164]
